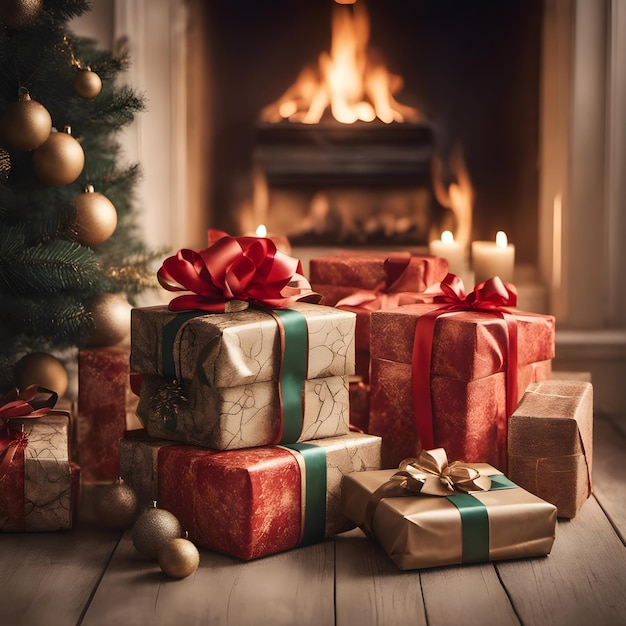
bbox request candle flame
[441,230,455,244]
[495,230,508,248]
[256,224,268,237]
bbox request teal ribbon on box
[280,442,327,546]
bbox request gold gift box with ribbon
[340,448,557,570]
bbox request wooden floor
[1,412,625,626]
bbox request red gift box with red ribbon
[369,275,555,470]
[0,387,79,531]
[119,431,382,560]
[310,251,448,382]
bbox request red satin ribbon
[0,385,57,419]
[0,427,28,479]
[336,253,439,312]
[158,231,318,311]
[411,274,518,471]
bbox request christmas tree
[0,0,161,394]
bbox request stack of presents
[1,232,594,570]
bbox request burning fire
[260,1,420,125]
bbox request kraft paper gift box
[310,251,448,381]
[76,347,141,482]
[341,448,557,571]
[369,277,555,470]
[508,379,593,519]
[119,431,382,560]
[130,301,355,450]
[1,411,77,531]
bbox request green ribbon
[271,308,308,444]
[446,473,517,563]
[281,442,327,546]
[162,311,206,380]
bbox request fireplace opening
[197,0,542,266]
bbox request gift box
[77,347,141,482]
[310,251,448,381]
[119,431,382,560]
[349,379,370,433]
[130,301,355,449]
[341,448,557,570]
[369,276,555,470]
[508,379,593,519]
[1,411,77,531]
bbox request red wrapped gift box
[369,278,555,470]
[1,411,78,531]
[310,251,448,381]
[77,347,140,482]
[119,431,381,560]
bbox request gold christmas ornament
[73,184,117,246]
[158,537,200,579]
[0,0,43,29]
[32,126,84,187]
[13,351,69,397]
[81,292,132,348]
[94,478,139,530]
[132,502,182,560]
[1,90,52,151]
[73,67,102,99]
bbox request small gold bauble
[158,537,200,579]
[14,352,69,397]
[1,91,52,151]
[73,184,117,247]
[132,503,182,560]
[73,68,102,99]
[0,0,43,29]
[32,127,85,187]
[94,478,139,530]
[81,292,132,348]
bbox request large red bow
[412,273,518,471]
[158,230,319,312]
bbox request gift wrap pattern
[119,431,381,560]
[341,464,557,571]
[369,303,555,469]
[130,302,355,449]
[0,412,76,531]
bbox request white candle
[429,230,466,276]
[255,224,292,255]
[471,230,515,284]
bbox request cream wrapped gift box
[131,301,356,449]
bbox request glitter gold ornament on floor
[132,502,182,560]
[73,184,117,246]
[94,478,138,530]
[158,537,200,579]
[73,67,102,99]
[14,351,68,397]
[81,293,132,347]
[1,89,51,151]
[32,126,84,186]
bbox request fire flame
[260,2,420,125]
[431,146,474,251]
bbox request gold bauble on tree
[0,0,43,29]
[81,292,132,348]
[132,502,182,560]
[73,67,102,99]
[14,352,69,397]
[1,90,52,151]
[73,185,117,246]
[158,537,200,579]
[94,478,139,530]
[32,126,84,187]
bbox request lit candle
[471,230,515,284]
[429,230,466,276]
[255,224,292,256]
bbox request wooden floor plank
[335,528,427,626]
[592,412,626,542]
[495,496,626,626]
[81,532,335,626]
[0,528,120,626]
